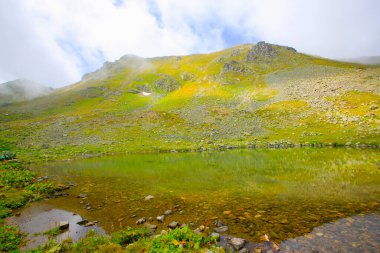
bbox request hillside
[0,42,379,159]
[0,79,53,105]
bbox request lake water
[33,148,380,251]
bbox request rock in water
[230,237,246,250]
[144,223,158,230]
[136,217,146,225]
[59,221,69,230]
[214,226,229,233]
[145,195,154,201]
[157,215,165,222]
[210,232,220,241]
[215,220,225,227]
[76,219,88,225]
[168,221,179,229]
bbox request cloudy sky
[1,0,379,87]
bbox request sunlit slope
[0,42,379,158]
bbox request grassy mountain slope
[0,42,379,159]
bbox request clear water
[33,148,380,246]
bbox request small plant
[0,225,24,252]
[0,152,16,162]
[111,226,151,246]
[149,226,216,253]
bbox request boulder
[230,237,246,251]
[136,217,146,225]
[168,221,179,229]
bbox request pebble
[157,215,165,222]
[145,195,154,201]
[136,217,146,225]
[230,237,246,250]
[168,221,179,229]
[144,223,158,230]
[77,193,88,198]
[214,226,229,233]
[164,210,173,215]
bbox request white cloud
[0,0,379,87]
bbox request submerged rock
[58,221,69,230]
[77,193,88,198]
[144,223,158,230]
[157,215,165,222]
[168,221,179,229]
[136,217,146,225]
[144,195,154,201]
[230,237,246,250]
[214,226,229,233]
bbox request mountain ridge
[0,42,379,159]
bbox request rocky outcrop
[221,60,252,75]
[154,75,180,92]
[246,41,277,62]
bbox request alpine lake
[29,148,380,252]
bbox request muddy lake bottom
[11,148,380,252]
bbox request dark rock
[221,60,252,75]
[157,215,165,222]
[136,217,146,225]
[215,220,225,227]
[168,221,179,229]
[246,41,277,62]
[230,237,246,250]
[154,75,180,92]
[77,219,88,225]
[214,226,229,233]
[59,221,69,230]
[144,223,158,230]
[84,221,96,227]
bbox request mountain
[0,42,379,159]
[0,79,53,105]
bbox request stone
[144,195,154,201]
[131,214,137,218]
[239,248,249,253]
[164,210,173,215]
[210,232,220,241]
[246,41,277,62]
[157,215,165,222]
[168,221,179,229]
[370,105,378,110]
[230,237,246,250]
[84,221,96,227]
[59,221,69,230]
[180,223,187,229]
[215,220,225,227]
[77,219,88,225]
[199,225,205,232]
[77,193,88,198]
[144,223,158,230]
[154,75,180,92]
[136,217,146,225]
[214,226,229,233]
[148,217,154,222]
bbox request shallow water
[33,148,380,249]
